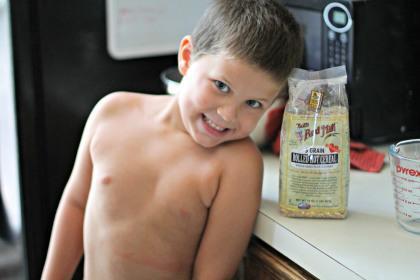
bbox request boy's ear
[178,35,193,76]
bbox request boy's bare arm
[41,94,116,279]
[193,141,263,279]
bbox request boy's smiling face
[176,37,282,148]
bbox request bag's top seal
[289,65,347,86]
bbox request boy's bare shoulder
[95,91,150,112]
[92,91,168,119]
[219,137,262,160]
[215,138,263,176]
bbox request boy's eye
[214,80,230,93]
[246,100,262,109]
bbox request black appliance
[281,0,420,143]
[8,0,177,278]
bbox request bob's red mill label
[279,66,350,219]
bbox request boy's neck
[156,95,187,134]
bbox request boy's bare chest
[89,126,221,207]
[86,125,221,249]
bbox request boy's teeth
[204,116,225,131]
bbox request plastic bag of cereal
[279,66,349,218]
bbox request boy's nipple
[100,175,112,185]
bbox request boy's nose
[217,104,238,124]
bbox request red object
[272,133,281,155]
[265,105,285,144]
[265,104,284,155]
[350,141,369,150]
[350,140,385,172]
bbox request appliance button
[329,46,334,57]
[340,33,348,43]
[335,47,341,55]
[328,30,336,41]
[334,40,340,47]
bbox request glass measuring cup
[389,139,420,234]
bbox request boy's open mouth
[202,114,229,133]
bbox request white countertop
[254,148,420,280]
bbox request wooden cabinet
[244,237,317,280]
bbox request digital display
[333,10,346,25]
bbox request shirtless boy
[42,0,303,279]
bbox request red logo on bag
[325,143,340,153]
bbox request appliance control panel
[323,2,352,67]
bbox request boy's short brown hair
[191,0,303,82]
